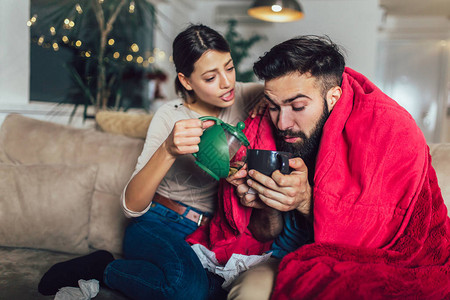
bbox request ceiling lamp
[248,0,304,22]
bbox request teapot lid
[199,116,249,146]
[221,121,249,146]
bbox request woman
[38,24,263,300]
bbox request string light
[28,4,172,70]
[157,50,165,60]
[129,1,135,13]
[27,14,38,27]
[75,4,83,14]
[130,43,139,52]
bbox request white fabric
[122,82,264,217]
[54,279,99,300]
[191,244,272,290]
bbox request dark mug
[246,149,292,176]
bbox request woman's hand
[250,98,267,118]
[164,119,214,157]
[227,165,267,209]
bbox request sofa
[0,113,449,299]
[0,114,145,299]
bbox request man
[226,35,450,299]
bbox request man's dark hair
[253,35,346,96]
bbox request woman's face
[179,50,236,114]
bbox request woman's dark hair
[172,24,230,100]
[253,35,346,97]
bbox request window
[29,0,156,115]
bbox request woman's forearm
[124,142,176,212]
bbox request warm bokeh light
[76,4,83,14]
[113,52,120,59]
[126,54,133,61]
[157,51,166,60]
[75,40,82,47]
[108,38,115,46]
[271,5,282,12]
[131,43,139,52]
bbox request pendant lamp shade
[248,0,304,23]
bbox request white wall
[154,0,382,100]
[376,15,450,142]
[0,0,29,105]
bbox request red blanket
[272,68,450,299]
[188,67,450,298]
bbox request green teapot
[192,116,249,181]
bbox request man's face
[264,72,337,161]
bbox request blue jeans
[103,202,226,300]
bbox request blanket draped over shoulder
[272,68,450,299]
[186,112,275,265]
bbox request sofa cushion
[0,114,143,196]
[0,114,144,254]
[95,110,153,139]
[0,247,128,299]
[430,143,450,209]
[0,163,97,254]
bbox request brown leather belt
[152,194,209,226]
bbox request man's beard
[275,99,330,167]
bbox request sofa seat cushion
[0,247,127,300]
[0,163,97,254]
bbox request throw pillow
[0,163,98,254]
[95,111,153,139]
